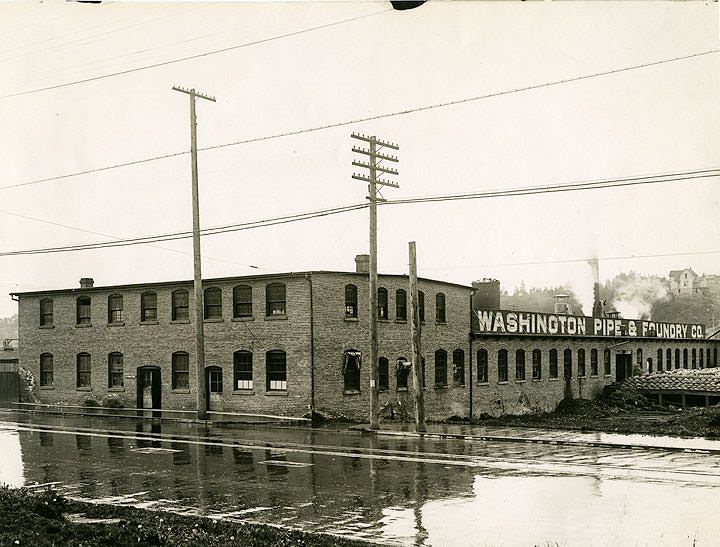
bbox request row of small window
[345,285,447,323]
[37,350,289,392]
[476,348,610,383]
[38,284,287,327]
[342,349,466,392]
[652,347,718,372]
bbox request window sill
[75,324,92,328]
[140,321,159,326]
[39,325,55,329]
[435,321,447,325]
[476,381,489,386]
[172,389,190,394]
[343,390,361,396]
[344,316,358,322]
[590,374,599,378]
[604,374,613,378]
[39,385,54,390]
[378,318,390,323]
[204,318,224,323]
[379,388,389,393]
[108,321,125,327]
[265,390,288,397]
[532,378,542,382]
[264,315,287,321]
[76,387,92,391]
[497,381,508,385]
[515,379,526,384]
[171,320,190,324]
[108,387,125,392]
[233,390,255,396]
[549,378,559,382]
[396,387,408,392]
[453,383,466,388]
[578,376,587,379]
[232,316,254,322]
[434,385,448,390]
[395,319,407,324]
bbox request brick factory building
[11,257,720,420]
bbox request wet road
[1,411,720,546]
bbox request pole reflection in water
[0,428,24,487]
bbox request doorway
[615,353,632,383]
[137,366,161,409]
[206,366,223,412]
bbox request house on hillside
[669,268,700,295]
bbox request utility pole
[172,85,216,421]
[408,241,426,433]
[351,133,399,429]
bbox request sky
[0,0,718,319]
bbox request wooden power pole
[408,241,426,433]
[351,133,399,429]
[172,86,216,421]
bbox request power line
[3,48,716,193]
[0,9,390,100]
[1,168,717,257]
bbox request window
[172,352,189,389]
[675,349,681,369]
[692,348,697,369]
[108,352,124,388]
[76,353,91,388]
[343,350,361,392]
[590,349,598,376]
[700,348,704,369]
[435,293,446,323]
[233,286,252,318]
[141,292,157,322]
[604,349,611,375]
[515,349,525,381]
[667,348,672,370]
[396,357,410,390]
[453,349,465,385]
[108,294,123,323]
[532,349,542,380]
[498,349,508,382]
[550,349,559,379]
[266,284,286,316]
[233,351,253,390]
[637,349,643,369]
[477,349,488,383]
[656,349,663,372]
[434,349,448,387]
[344,284,358,318]
[683,348,688,369]
[578,349,586,377]
[40,353,53,387]
[76,297,91,325]
[40,298,53,327]
[204,287,222,319]
[563,349,572,379]
[715,348,718,368]
[377,288,388,320]
[647,357,653,374]
[396,289,407,321]
[707,348,711,368]
[421,357,426,389]
[172,289,189,321]
[267,350,287,391]
[379,357,389,391]
[418,291,425,323]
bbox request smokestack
[79,277,94,288]
[355,254,370,274]
[592,282,604,317]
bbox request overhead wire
[3,48,717,192]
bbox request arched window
[532,349,542,380]
[590,349,598,376]
[266,350,287,391]
[377,288,388,320]
[683,348,689,369]
[515,349,525,381]
[396,289,407,321]
[657,349,663,372]
[141,292,157,322]
[604,349,611,375]
[563,349,572,379]
[667,348,673,370]
[549,349,559,379]
[233,286,252,318]
[707,348,712,368]
[434,349,447,387]
[692,348,697,369]
[636,348,643,369]
[233,351,253,390]
[477,349,488,383]
[204,287,222,319]
[379,357,389,391]
[452,349,465,385]
[343,350,361,392]
[40,353,53,387]
[172,352,189,389]
[76,297,91,325]
[108,352,124,388]
[418,291,425,323]
[396,357,410,390]
[76,353,91,388]
[435,293,446,323]
[108,294,123,324]
[40,298,53,327]
[647,357,653,374]
[344,284,358,318]
[675,348,681,369]
[266,283,286,316]
[172,289,189,321]
[578,349,586,377]
[700,348,704,368]
[498,349,508,382]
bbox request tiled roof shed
[623,369,720,407]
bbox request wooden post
[409,242,426,433]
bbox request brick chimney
[79,277,94,288]
[355,254,370,274]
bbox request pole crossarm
[172,85,217,102]
[350,132,399,150]
[352,160,399,175]
[352,174,399,188]
[351,146,398,163]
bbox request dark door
[137,367,161,409]
[615,354,632,383]
[206,367,223,412]
[0,369,19,403]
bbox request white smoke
[612,276,669,319]
[568,258,599,316]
